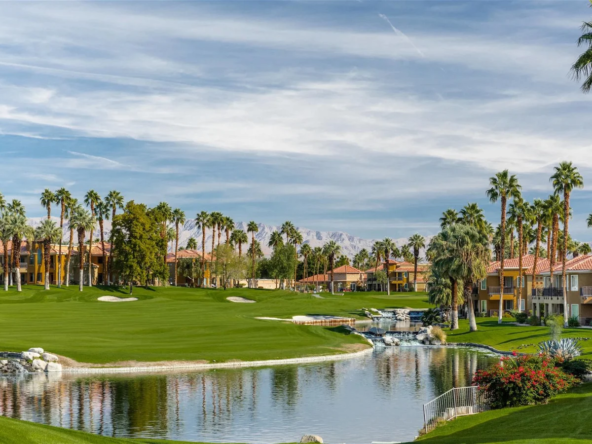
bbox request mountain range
[27,217,428,258]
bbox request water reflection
[0,347,496,444]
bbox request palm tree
[268,231,284,251]
[408,234,426,292]
[323,241,341,294]
[571,10,592,92]
[69,207,95,291]
[230,229,248,257]
[171,208,186,286]
[486,170,521,324]
[195,211,210,287]
[551,162,584,325]
[381,238,395,295]
[281,221,295,244]
[247,221,258,288]
[546,194,562,293]
[401,244,413,263]
[34,220,61,290]
[105,190,124,284]
[508,198,527,312]
[7,212,29,292]
[531,199,546,295]
[96,201,110,285]
[54,188,71,288]
[84,190,101,287]
[40,189,56,220]
[371,241,384,291]
[440,209,459,229]
[186,237,197,250]
[290,229,303,289]
[0,214,13,291]
[460,203,487,233]
[312,247,323,292]
[64,197,78,287]
[224,217,235,244]
[300,244,312,286]
[353,248,369,270]
[579,243,592,256]
[209,212,223,272]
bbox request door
[571,304,580,320]
[480,300,487,313]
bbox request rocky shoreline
[0,348,62,374]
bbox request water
[0,347,497,444]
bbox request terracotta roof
[330,265,364,274]
[487,255,572,275]
[166,250,211,263]
[539,254,592,273]
[0,241,29,255]
[299,273,328,283]
[396,263,429,272]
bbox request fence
[422,386,489,434]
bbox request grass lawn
[0,416,207,444]
[446,317,592,357]
[0,285,430,364]
[414,383,592,443]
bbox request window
[480,280,486,291]
[554,275,563,288]
[36,273,41,282]
[37,249,42,265]
[504,300,514,311]
[480,300,487,313]
[571,304,580,319]
[97,257,103,264]
[29,273,33,283]
[504,276,513,288]
[521,299,525,311]
[571,275,579,292]
[544,276,550,287]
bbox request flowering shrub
[473,353,579,409]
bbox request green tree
[7,211,29,292]
[571,5,592,92]
[171,208,186,286]
[40,189,56,220]
[281,221,295,244]
[486,170,521,324]
[382,238,396,295]
[223,217,235,244]
[508,197,527,312]
[105,190,125,284]
[177,257,200,287]
[531,199,547,293]
[84,190,101,287]
[0,213,13,291]
[34,219,61,290]
[195,211,210,287]
[300,243,312,284]
[213,243,249,289]
[96,200,110,284]
[440,209,459,229]
[55,187,71,287]
[407,234,426,292]
[353,248,369,270]
[323,240,341,294]
[64,197,78,286]
[371,240,384,290]
[69,206,95,291]
[268,231,284,251]
[551,162,584,326]
[186,237,197,250]
[269,244,297,289]
[230,229,248,257]
[247,221,258,287]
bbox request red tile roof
[299,273,329,283]
[330,265,364,274]
[166,250,211,263]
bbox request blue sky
[0,0,591,240]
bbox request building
[298,265,366,292]
[166,249,212,286]
[366,260,429,292]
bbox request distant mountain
[28,217,430,258]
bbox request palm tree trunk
[498,196,507,325]
[44,240,51,290]
[330,255,335,294]
[466,281,477,332]
[563,192,570,327]
[88,225,94,287]
[66,228,74,287]
[108,207,116,285]
[100,219,106,285]
[532,218,542,303]
[509,230,514,258]
[3,245,8,291]
[413,253,418,292]
[15,268,21,292]
[549,219,555,297]
[58,201,65,288]
[211,229,216,287]
[79,231,85,292]
[518,217,523,313]
[451,278,459,330]
[202,226,206,287]
[174,222,179,287]
[14,237,22,292]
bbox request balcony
[488,286,514,296]
[581,287,592,298]
[532,287,564,298]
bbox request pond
[0,346,498,444]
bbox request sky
[0,0,591,241]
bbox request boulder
[28,348,44,354]
[45,363,62,372]
[300,435,323,444]
[32,359,47,371]
[42,353,59,362]
[22,352,40,361]
[416,333,427,343]
[0,360,7,365]
[430,338,442,346]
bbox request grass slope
[0,285,430,364]
[415,383,592,443]
[0,416,204,444]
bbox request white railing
[422,386,489,434]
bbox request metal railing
[581,287,592,297]
[423,386,489,434]
[488,286,514,295]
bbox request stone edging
[449,342,527,356]
[63,346,374,374]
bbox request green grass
[0,285,430,364]
[414,383,592,443]
[0,416,210,444]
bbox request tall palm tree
[7,200,24,286]
[155,202,173,272]
[440,209,459,229]
[551,162,584,325]
[460,203,487,234]
[268,231,284,251]
[531,199,546,295]
[224,217,235,244]
[0,214,13,291]
[546,194,563,293]
[407,234,426,292]
[571,10,592,92]
[64,197,78,287]
[300,243,312,285]
[69,207,95,292]
[371,240,384,291]
[312,246,323,292]
[209,212,223,273]
[7,212,28,292]
[171,208,186,287]
[486,170,521,324]
[186,237,197,250]
[195,211,210,287]
[353,248,369,270]
[96,201,110,285]
[230,229,248,257]
[382,238,396,295]
[290,229,303,289]
[323,241,341,294]
[281,221,295,244]
[247,221,258,288]
[508,198,527,312]
[54,188,71,288]
[105,190,124,284]
[579,243,592,256]
[84,190,101,287]
[34,220,61,290]
[401,244,413,263]
[40,189,56,220]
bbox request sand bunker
[98,296,138,303]
[227,297,256,303]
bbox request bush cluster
[568,316,581,327]
[473,353,579,409]
[528,315,541,326]
[561,359,592,378]
[512,312,529,324]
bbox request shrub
[513,312,529,324]
[545,315,564,340]
[561,359,592,378]
[528,315,541,326]
[503,311,513,318]
[473,354,579,409]
[422,308,442,326]
[538,338,582,363]
[431,326,447,344]
[568,316,581,328]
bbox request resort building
[165,250,212,286]
[366,260,429,292]
[298,265,366,292]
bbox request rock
[42,353,58,362]
[45,363,62,372]
[416,333,427,342]
[430,338,442,346]
[22,352,40,361]
[32,359,47,371]
[300,435,323,443]
[0,360,7,365]
[28,348,44,354]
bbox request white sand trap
[292,315,346,322]
[98,296,138,302]
[227,297,256,303]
